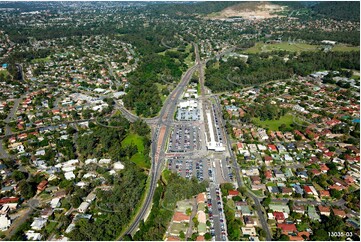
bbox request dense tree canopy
[205,51,360,92]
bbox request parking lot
[206,185,227,241]
[167,157,210,182]
[176,107,200,121]
[168,124,200,152]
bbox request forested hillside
[205,51,360,92]
[311,1,360,22]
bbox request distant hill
[150,1,239,15]
[311,1,360,22]
[152,1,359,22]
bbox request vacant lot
[252,114,294,131]
[31,56,51,63]
[207,2,285,20]
[122,133,149,168]
[244,42,319,54]
[332,45,359,52]
[244,42,360,54]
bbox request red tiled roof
[320,164,329,171]
[319,190,330,197]
[303,185,312,193]
[228,190,239,196]
[332,208,346,217]
[197,193,205,204]
[173,212,190,222]
[318,205,330,213]
[167,236,180,241]
[264,156,273,161]
[265,170,272,178]
[298,231,310,239]
[277,223,297,232]
[289,236,303,241]
[37,180,48,191]
[196,236,205,241]
[0,197,19,204]
[273,212,285,221]
[268,144,277,151]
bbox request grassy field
[251,189,264,197]
[252,114,294,131]
[158,47,178,56]
[332,45,359,52]
[122,133,150,168]
[184,44,194,67]
[45,221,58,234]
[244,42,319,54]
[0,69,10,78]
[244,42,359,54]
[155,83,168,103]
[31,56,51,63]
[266,182,277,187]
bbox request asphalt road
[214,96,273,241]
[122,47,199,238]
[121,44,242,239]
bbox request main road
[122,46,199,238]
[214,96,272,241]
[121,43,240,239]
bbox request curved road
[121,44,241,239]
[122,53,199,238]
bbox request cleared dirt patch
[207,2,285,20]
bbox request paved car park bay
[167,156,210,182]
[168,124,200,153]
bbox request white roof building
[64,171,75,180]
[85,158,97,165]
[0,215,11,231]
[78,202,90,213]
[99,159,111,164]
[26,230,43,241]
[50,198,61,209]
[113,162,124,170]
[31,217,47,231]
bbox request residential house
[319,190,330,198]
[40,207,53,219]
[277,223,297,235]
[227,190,239,199]
[78,202,90,213]
[240,206,253,216]
[332,208,346,218]
[281,187,293,196]
[25,230,43,241]
[31,217,47,231]
[244,216,257,227]
[50,198,61,209]
[37,180,48,193]
[85,193,96,203]
[318,206,330,216]
[172,212,190,223]
[273,211,285,223]
[269,203,290,214]
[0,205,10,215]
[250,176,261,185]
[0,215,11,231]
[308,206,320,221]
[241,227,257,236]
[292,204,305,214]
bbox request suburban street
[213,96,273,241]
